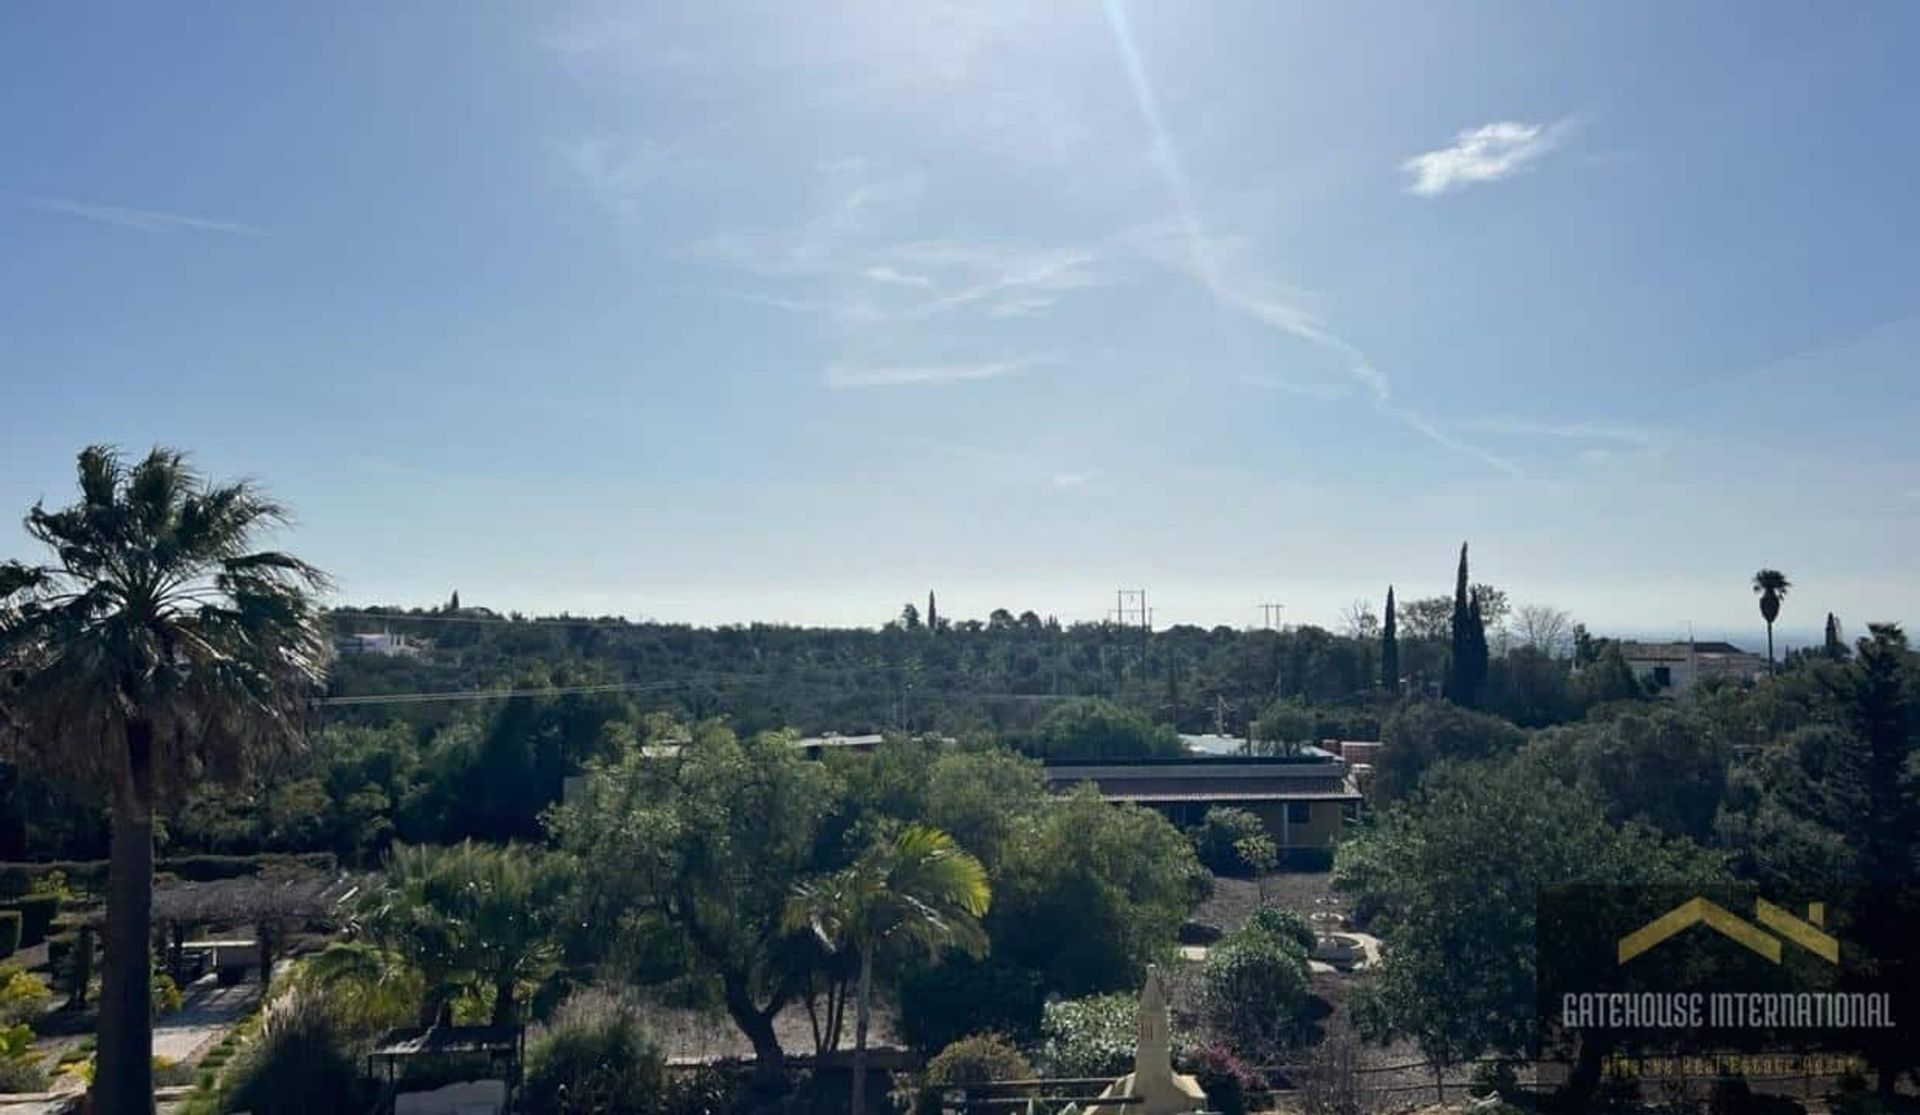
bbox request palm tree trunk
[1767,623,1776,671]
[852,949,873,1115]
[96,718,157,1115]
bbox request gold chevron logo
[1619,897,1837,966]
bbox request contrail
[1101,0,1520,476]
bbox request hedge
[0,912,18,958]
[0,895,59,948]
[0,853,338,897]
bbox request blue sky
[3,3,1917,642]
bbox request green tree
[927,591,938,633]
[990,785,1199,995]
[1824,612,1847,660]
[546,723,835,1078]
[1531,706,1731,842]
[1027,698,1182,759]
[784,824,990,1115]
[0,446,328,1114]
[1202,908,1312,1060]
[1577,644,1644,708]
[1751,568,1790,669]
[1380,587,1400,694]
[358,840,571,1026]
[1445,545,1488,708]
[1714,625,1920,1094]
[1371,701,1526,804]
[1251,700,1314,756]
[1190,806,1265,875]
[1338,760,1726,1094]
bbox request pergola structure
[366,1023,524,1095]
[60,870,369,992]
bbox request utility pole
[1114,589,1150,687]
[1259,603,1286,631]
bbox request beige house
[1619,640,1767,699]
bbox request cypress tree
[448,589,460,612]
[1381,586,1400,693]
[1447,543,1472,704]
[1447,544,1488,708]
[927,590,938,633]
[1825,612,1847,660]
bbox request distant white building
[334,631,423,658]
[1618,640,1767,699]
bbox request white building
[334,631,423,657]
[1618,640,1766,699]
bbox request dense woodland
[0,568,1639,865]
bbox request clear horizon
[5,4,1916,639]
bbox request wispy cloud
[1402,120,1567,196]
[5,193,260,236]
[1129,218,1518,474]
[691,165,927,277]
[825,360,1033,390]
[557,136,671,221]
[1460,417,1657,447]
[1237,372,1352,401]
[1051,469,1100,488]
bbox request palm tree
[0,446,328,1114]
[1752,569,1791,669]
[354,841,569,1027]
[784,825,990,1115]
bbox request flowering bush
[1036,994,1138,1077]
[1189,1042,1260,1115]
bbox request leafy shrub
[1201,915,1310,1060]
[221,990,367,1115]
[660,1063,748,1115]
[152,971,184,1019]
[1189,1042,1259,1115]
[0,966,50,1026]
[0,914,18,959]
[1036,993,1138,1077]
[1191,808,1266,876]
[523,1004,666,1115]
[1242,907,1316,953]
[1470,1058,1520,1100]
[152,1055,198,1087]
[924,1033,1034,1087]
[0,897,57,948]
[0,1050,49,1094]
[897,955,1045,1053]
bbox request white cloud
[1051,470,1100,488]
[1402,120,1565,196]
[861,265,934,288]
[5,193,259,235]
[825,360,1033,390]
